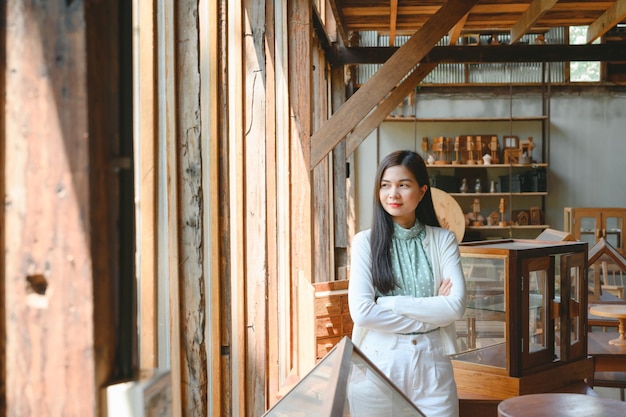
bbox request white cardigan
[348,225,466,355]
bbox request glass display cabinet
[263,336,425,417]
[452,239,593,399]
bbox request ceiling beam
[587,0,626,43]
[389,0,398,47]
[331,43,626,65]
[309,0,480,169]
[510,0,558,43]
[346,63,438,157]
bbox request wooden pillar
[3,1,100,415]
[288,0,315,374]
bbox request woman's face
[379,164,428,229]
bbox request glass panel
[553,254,562,359]
[604,215,623,251]
[570,265,581,345]
[454,255,506,368]
[264,337,426,417]
[578,216,597,248]
[347,354,425,417]
[529,269,547,353]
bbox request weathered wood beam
[389,0,398,47]
[310,0,480,169]
[326,0,349,46]
[312,5,332,56]
[510,0,558,44]
[587,0,626,43]
[332,43,626,65]
[346,63,437,157]
[448,12,470,45]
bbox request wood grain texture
[4,1,97,415]
[175,1,208,416]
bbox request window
[569,26,600,82]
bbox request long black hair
[370,150,440,294]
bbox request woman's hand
[438,278,452,296]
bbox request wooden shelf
[467,224,549,230]
[429,163,548,169]
[452,192,547,197]
[385,115,548,123]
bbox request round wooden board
[431,187,465,243]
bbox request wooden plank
[136,0,158,372]
[345,63,437,157]
[312,37,331,285]
[161,0,182,415]
[587,0,626,43]
[510,0,558,44]
[331,66,348,250]
[5,1,97,415]
[243,0,268,414]
[264,0,280,406]
[326,0,349,44]
[200,0,223,415]
[310,0,480,169]
[274,0,292,393]
[289,0,314,376]
[228,0,247,414]
[389,0,398,47]
[176,1,210,416]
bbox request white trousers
[348,330,459,417]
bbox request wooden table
[589,304,626,346]
[588,331,626,372]
[497,393,626,417]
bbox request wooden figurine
[519,137,534,164]
[514,210,529,226]
[445,137,452,162]
[432,136,450,164]
[466,136,476,164]
[422,137,429,157]
[488,211,500,226]
[499,197,508,227]
[472,198,483,226]
[530,206,542,225]
[503,135,521,164]
[453,136,461,164]
[489,135,499,163]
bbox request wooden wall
[2,0,122,415]
[0,1,346,416]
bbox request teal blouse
[388,221,434,298]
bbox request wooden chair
[601,261,626,300]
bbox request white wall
[354,91,626,235]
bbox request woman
[348,150,466,417]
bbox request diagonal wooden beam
[309,0,479,169]
[346,63,438,157]
[389,0,399,47]
[587,0,626,43]
[448,12,470,45]
[510,0,558,44]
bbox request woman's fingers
[438,278,452,296]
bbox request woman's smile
[379,165,428,228]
